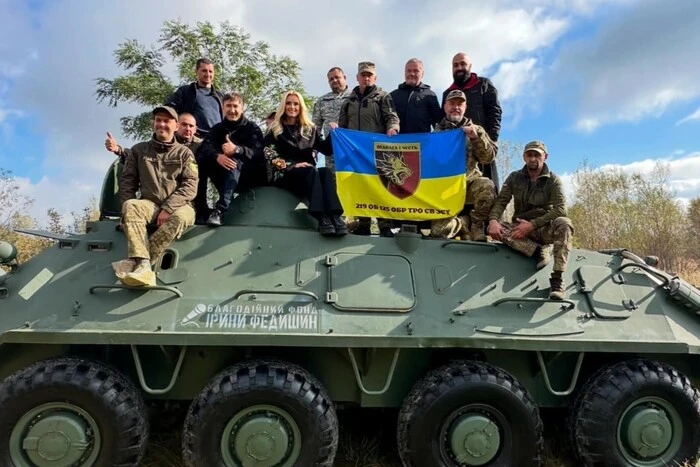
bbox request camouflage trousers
[122,199,195,263]
[501,217,574,272]
[430,176,496,238]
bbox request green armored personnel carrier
[1,160,700,467]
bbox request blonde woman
[264,90,346,236]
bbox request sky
[1,0,699,225]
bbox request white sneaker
[112,259,136,281]
[122,262,156,287]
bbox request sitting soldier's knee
[553,217,574,232]
[122,199,145,222]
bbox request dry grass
[141,406,589,466]
[676,260,700,286]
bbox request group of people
[105,54,573,300]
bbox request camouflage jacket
[312,87,352,137]
[119,136,198,214]
[116,134,202,164]
[338,85,400,134]
[488,163,567,229]
[434,117,496,179]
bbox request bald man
[442,53,502,184]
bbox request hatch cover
[327,253,415,312]
[577,266,632,319]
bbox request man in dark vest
[164,58,224,137]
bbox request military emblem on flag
[374,142,420,200]
[330,128,466,220]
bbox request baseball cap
[523,141,548,156]
[445,89,466,102]
[152,105,178,120]
[358,61,376,74]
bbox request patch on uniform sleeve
[189,162,199,174]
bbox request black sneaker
[318,216,335,235]
[379,227,395,238]
[207,210,222,227]
[331,215,348,236]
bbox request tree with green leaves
[95,20,311,140]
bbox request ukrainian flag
[330,128,467,220]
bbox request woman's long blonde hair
[269,90,315,139]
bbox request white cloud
[552,0,700,132]
[677,107,700,125]
[14,175,102,227]
[0,108,23,125]
[574,118,601,133]
[492,58,539,102]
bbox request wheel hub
[222,405,302,467]
[624,406,672,458]
[449,414,501,466]
[234,415,289,463]
[11,405,97,467]
[617,396,683,466]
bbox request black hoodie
[196,115,264,165]
[390,82,443,134]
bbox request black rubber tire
[572,358,700,467]
[397,360,543,467]
[182,358,338,467]
[0,356,149,467]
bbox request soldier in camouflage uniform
[112,106,198,287]
[338,61,401,237]
[105,112,202,164]
[312,67,352,173]
[487,141,574,300]
[430,90,496,241]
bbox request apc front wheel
[572,359,700,467]
[182,359,338,467]
[0,357,149,467]
[397,361,543,467]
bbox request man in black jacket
[164,58,224,136]
[194,92,264,226]
[442,53,502,185]
[390,58,442,134]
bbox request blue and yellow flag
[330,128,467,220]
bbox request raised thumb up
[105,131,119,154]
[222,133,235,156]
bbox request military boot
[536,245,552,269]
[122,260,156,287]
[470,220,487,242]
[549,274,565,300]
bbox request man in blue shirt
[164,58,224,136]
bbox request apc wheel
[182,359,338,467]
[397,361,543,467]
[572,359,700,467]
[0,357,149,467]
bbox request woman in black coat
[264,90,346,236]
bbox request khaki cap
[358,61,376,74]
[445,89,466,102]
[523,141,548,156]
[152,105,178,120]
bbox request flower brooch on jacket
[264,146,291,182]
